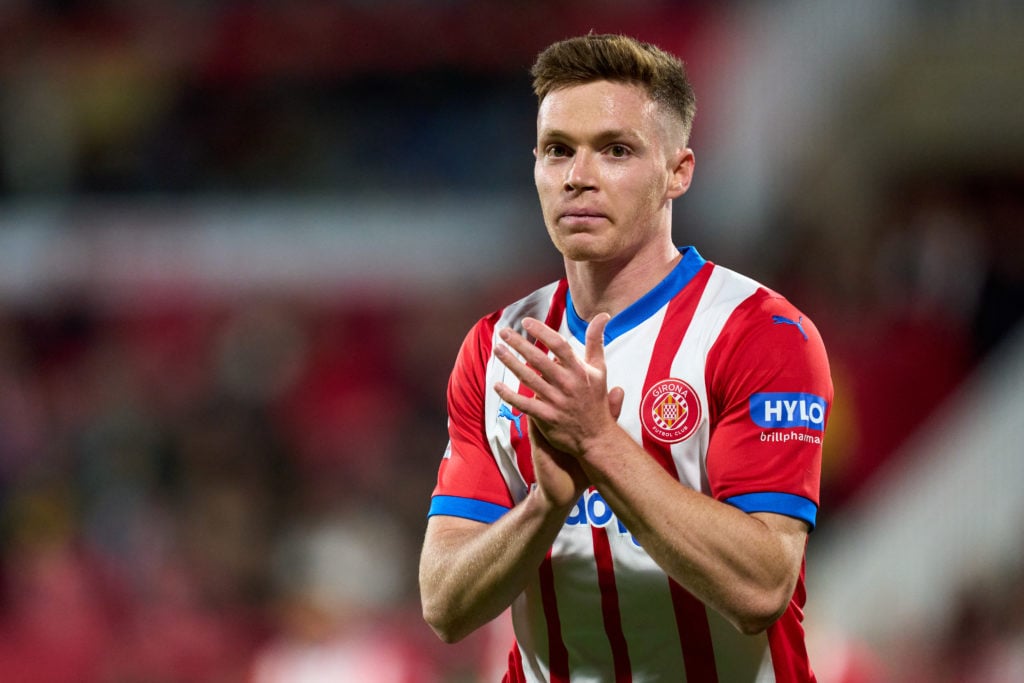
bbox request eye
[607,144,631,158]
[545,144,571,158]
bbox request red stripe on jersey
[640,262,718,678]
[535,282,571,683]
[503,280,575,682]
[513,416,535,487]
[512,279,570,488]
[766,561,816,682]
[767,610,815,682]
[640,262,714,477]
[539,550,570,683]
[592,526,633,682]
[544,279,570,329]
[505,640,526,683]
[670,580,720,682]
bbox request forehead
[536,80,662,137]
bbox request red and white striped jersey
[429,247,832,682]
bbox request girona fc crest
[640,378,702,444]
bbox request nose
[564,149,597,193]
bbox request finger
[495,339,567,398]
[494,344,550,397]
[498,327,555,373]
[521,318,578,368]
[584,312,611,367]
[501,325,574,392]
[494,381,557,424]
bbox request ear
[667,148,695,199]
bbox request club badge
[640,378,701,444]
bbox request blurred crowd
[0,1,1022,681]
[0,170,1019,682]
[773,172,1024,515]
[0,295,446,681]
[0,1,718,198]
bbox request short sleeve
[704,290,833,530]
[429,311,515,521]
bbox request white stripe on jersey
[670,264,761,491]
[484,281,562,504]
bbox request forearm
[580,428,805,634]
[419,488,572,643]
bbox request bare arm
[494,314,808,634]
[420,390,614,643]
[419,488,567,643]
[575,423,808,634]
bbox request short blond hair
[531,33,697,142]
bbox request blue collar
[566,246,707,344]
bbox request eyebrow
[538,128,646,146]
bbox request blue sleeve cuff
[428,495,510,523]
[724,492,818,531]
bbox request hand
[528,417,588,509]
[494,313,624,459]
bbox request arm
[572,422,808,634]
[421,350,615,642]
[494,314,808,634]
[419,485,570,644]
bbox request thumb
[584,312,611,367]
[608,386,625,420]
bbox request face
[534,80,694,264]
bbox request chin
[555,242,604,263]
[550,233,613,263]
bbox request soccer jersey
[429,246,832,682]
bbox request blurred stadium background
[0,1,1021,681]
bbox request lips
[559,208,608,222]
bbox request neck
[565,240,681,321]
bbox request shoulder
[496,279,565,331]
[703,265,823,345]
[706,268,831,386]
[730,286,826,353]
[454,279,565,368]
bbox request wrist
[528,482,581,522]
[577,422,629,480]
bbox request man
[420,33,831,682]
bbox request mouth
[558,209,608,224]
